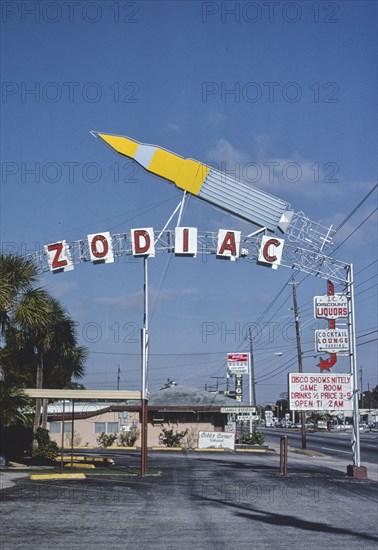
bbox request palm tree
[0,254,87,452]
[0,254,50,337]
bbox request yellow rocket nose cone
[98,133,139,159]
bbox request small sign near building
[220,407,256,414]
[288,373,353,411]
[315,329,349,353]
[198,431,236,450]
[227,353,250,375]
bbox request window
[64,421,73,432]
[49,421,72,434]
[49,422,61,434]
[94,422,106,434]
[107,422,119,433]
[94,422,118,434]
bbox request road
[261,428,378,465]
[1,450,378,550]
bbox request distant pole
[359,366,363,408]
[248,328,256,433]
[117,365,121,390]
[291,279,306,449]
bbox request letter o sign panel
[88,232,114,264]
[258,236,284,269]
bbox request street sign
[288,373,353,411]
[315,329,349,353]
[314,295,348,319]
[227,352,250,375]
[220,407,256,414]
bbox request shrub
[64,430,83,447]
[182,428,198,450]
[97,432,118,447]
[159,427,188,447]
[34,427,59,461]
[119,429,140,447]
[240,431,265,446]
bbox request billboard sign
[198,431,235,450]
[289,373,353,411]
[227,353,250,375]
[314,295,348,319]
[315,329,349,353]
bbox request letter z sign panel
[45,241,74,272]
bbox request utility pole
[248,328,257,433]
[359,366,363,408]
[248,328,257,407]
[117,365,121,390]
[290,279,307,449]
[210,376,224,392]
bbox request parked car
[317,421,327,430]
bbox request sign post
[346,264,366,477]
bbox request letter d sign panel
[258,236,284,269]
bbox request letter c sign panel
[258,236,284,269]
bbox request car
[317,421,327,430]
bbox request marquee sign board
[43,228,284,271]
[289,373,353,411]
[227,353,250,375]
[315,329,349,353]
[314,295,348,319]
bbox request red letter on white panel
[88,232,114,263]
[217,229,241,261]
[258,236,284,269]
[45,241,74,272]
[175,227,197,256]
[131,228,155,257]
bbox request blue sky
[1,0,377,404]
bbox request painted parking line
[321,447,351,454]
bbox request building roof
[144,384,241,407]
[47,385,245,420]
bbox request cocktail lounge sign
[44,229,285,272]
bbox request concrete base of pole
[347,465,368,478]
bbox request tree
[276,392,289,420]
[0,382,31,428]
[0,254,87,454]
[0,254,51,337]
[4,297,87,435]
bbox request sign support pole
[140,257,149,476]
[346,264,362,472]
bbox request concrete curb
[30,473,86,481]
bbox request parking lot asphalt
[1,449,378,550]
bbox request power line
[334,183,377,233]
[333,208,377,253]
